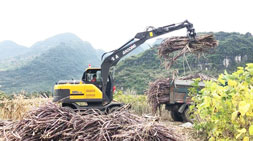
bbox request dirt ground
[161,120,205,141]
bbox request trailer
[165,79,205,122]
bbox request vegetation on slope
[0,40,28,60]
[0,43,100,92]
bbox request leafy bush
[192,63,253,140]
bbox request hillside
[0,33,103,71]
[0,41,28,60]
[114,32,253,94]
[0,34,101,92]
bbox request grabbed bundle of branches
[158,34,218,68]
[3,103,184,141]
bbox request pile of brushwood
[147,34,218,113]
[0,103,185,141]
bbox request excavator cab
[81,68,114,103]
[82,68,103,90]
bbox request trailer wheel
[170,106,183,122]
[182,107,194,123]
[182,107,200,123]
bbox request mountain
[28,33,86,55]
[114,32,253,94]
[0,33,101,92]
[0,33,104,71]
[0,40,28,60]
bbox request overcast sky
[0,0,252,51]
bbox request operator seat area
[82,68,103,90]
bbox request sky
[0,0,252,51]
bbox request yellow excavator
[53,20,196,112]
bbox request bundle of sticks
[146,78,171,114]
[2,103,184,141]
[158,34,218,69]
[146,73,215,114]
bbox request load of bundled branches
[146,78,171,114]
[2,103,184,141]
[146,73,215,113]
[158,34,218,69]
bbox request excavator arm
[101,20,196,103]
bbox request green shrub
[192,63,253,140]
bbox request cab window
[84,69,101,83]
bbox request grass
[0,95,51,120]
[114,91,172,121]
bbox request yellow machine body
[54,83,102,100]
[53,68,105,103]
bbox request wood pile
[146,78,171,113]
[1,103,184,141]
